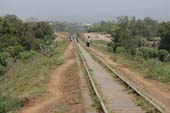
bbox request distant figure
[69,36,73,42]
[76,36,79,43]
[86,36,91,47]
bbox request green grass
[90,40,170,83]
[0,38,69,113]
[0,96,22,113]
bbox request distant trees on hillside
[50,22,85,34]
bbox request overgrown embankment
[0,34,69,113]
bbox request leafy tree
[7,45,24,59]
[159,22,170,51]
[113,16,130,52]
[0,15,54,74]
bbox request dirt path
[17,43,77,113]
[89,47,170,112]
[78,44,143,113]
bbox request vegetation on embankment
[0,37,68,113]
[0,14,69,113]
[90,40,170,83]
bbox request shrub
[158,49,169,62]
[0,65,7,75]
[6,45,24,58]
[107,42,112,47]
[0,96,22,113]
[17,50,36,59]
[0,52,10,67]
[139,48,158,59]
[107,47,113,52]
[149,48,158,58]
[115,47,126,54]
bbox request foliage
[139,48,158,59]
[0,65,7,75]
[50,22,85,34]
[145,59,170,82]
[112,16,159,52]
[0,52,10,66]
[17,50,36,59]
[115,47,126,54]
[0,52,10,74]
[0,96,22,113]
[158,49,169,62]
[6,45,24,58]
[0,15,54,74]
[88,21,117,34]
[159,22,170,52]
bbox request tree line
[0,15,54,74]
[50,22,86,34]
[88,16,170,61]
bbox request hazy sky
[0,0,170,23]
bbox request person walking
[86,36,91,47]
[76,35,79,43]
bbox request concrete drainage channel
[76,44,109,113]
[88,51,165,113]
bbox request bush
[0,52,10,67]
[0,65,7,75]
[158,49,169,62]
[139,48,158,59]
[115,47,126,54]
[107,42,112,47]
[145,59,170,82]
[17,50,36,59]
[6,45,24,58]
[0,96,22,113]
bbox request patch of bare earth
[83,33,112,42]
[17,43,82,113]
[89,47,170,111]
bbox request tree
[143,17,158,39]
[113,16,130,52]
[0,15,54,74]
[159,22,170,52]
